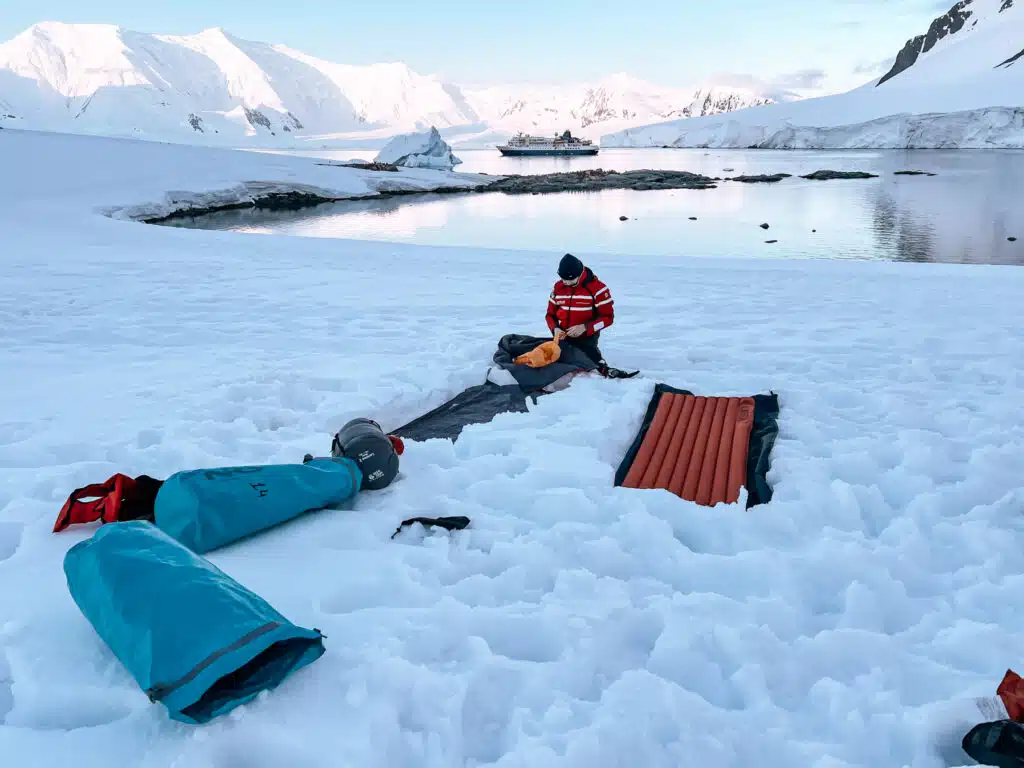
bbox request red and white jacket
[545,268,615,337]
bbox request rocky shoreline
[480,169,718,194]
[141,185,475,224]
[143,166,929,224]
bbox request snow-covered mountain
[464,74,785,133]
[0,22,786,148]
[0,23,480,143]
[603,0,1024,149]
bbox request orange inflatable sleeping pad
[620,393,755,506]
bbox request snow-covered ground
[1,128,1024,767]
[603,0,1024,149]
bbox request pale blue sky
[2,0,950,91]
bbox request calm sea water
[164,148,1024,265]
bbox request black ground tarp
[391,335,598,442]
[613,384,780,509]
[392,383,534,442]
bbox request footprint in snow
[135,428,162,449]
[0,522,23,564]
[0,650,11,724]
[210,731,324,768]
[5,688,133,731]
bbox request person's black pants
[566,332,604,365]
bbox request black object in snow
[391,516,471,538]
[962,719,1024,767]
[331,418,400,491]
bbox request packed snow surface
[375,126,463,170]
[603,0,1024,148]
[2,128,1024,767]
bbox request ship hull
[497,146,599,156]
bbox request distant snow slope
[0,22,786,148]
[603,0,1024,149]
[458,74,789,145]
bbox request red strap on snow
[998,669,1024,722]
[53,474,137,533]
[388,435,405,456]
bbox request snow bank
[374,126,462,170]
[0,127,490,223]
[1,128,1024,768]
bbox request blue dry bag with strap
[63,521,326,725]
[153,456,362,554]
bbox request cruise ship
[497,130,599,156]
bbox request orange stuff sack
[514,338,562,368]
[998,669,1024,721]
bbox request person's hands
[553,328,567,342]
[566,324,586,338]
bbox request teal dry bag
[64,521,325,725]
[154,456,361,554]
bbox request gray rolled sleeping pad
[330,418,400,491]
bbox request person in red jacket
[546,253,614,373]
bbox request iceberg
[374,126,462,170]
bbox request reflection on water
[163,149,1024,265]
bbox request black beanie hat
[558,253,584,280]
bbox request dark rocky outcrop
[921,1,975,54]
[481,169,718,194]
[765,240,778,244]
[872,34,929,85]
[143,191,345,223]
[243,107,272,130]
[877,36,927,86]
[877,0,975,86]
[801,170,879,180]
[728,173,792,183]
[324,160,400,172]
[894,170,937,176]
[997,47,1024,68]
[760,223,770,230]
[252,191,335,210]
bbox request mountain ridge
[0,21,790,147]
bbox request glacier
[603,0,1024,150]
